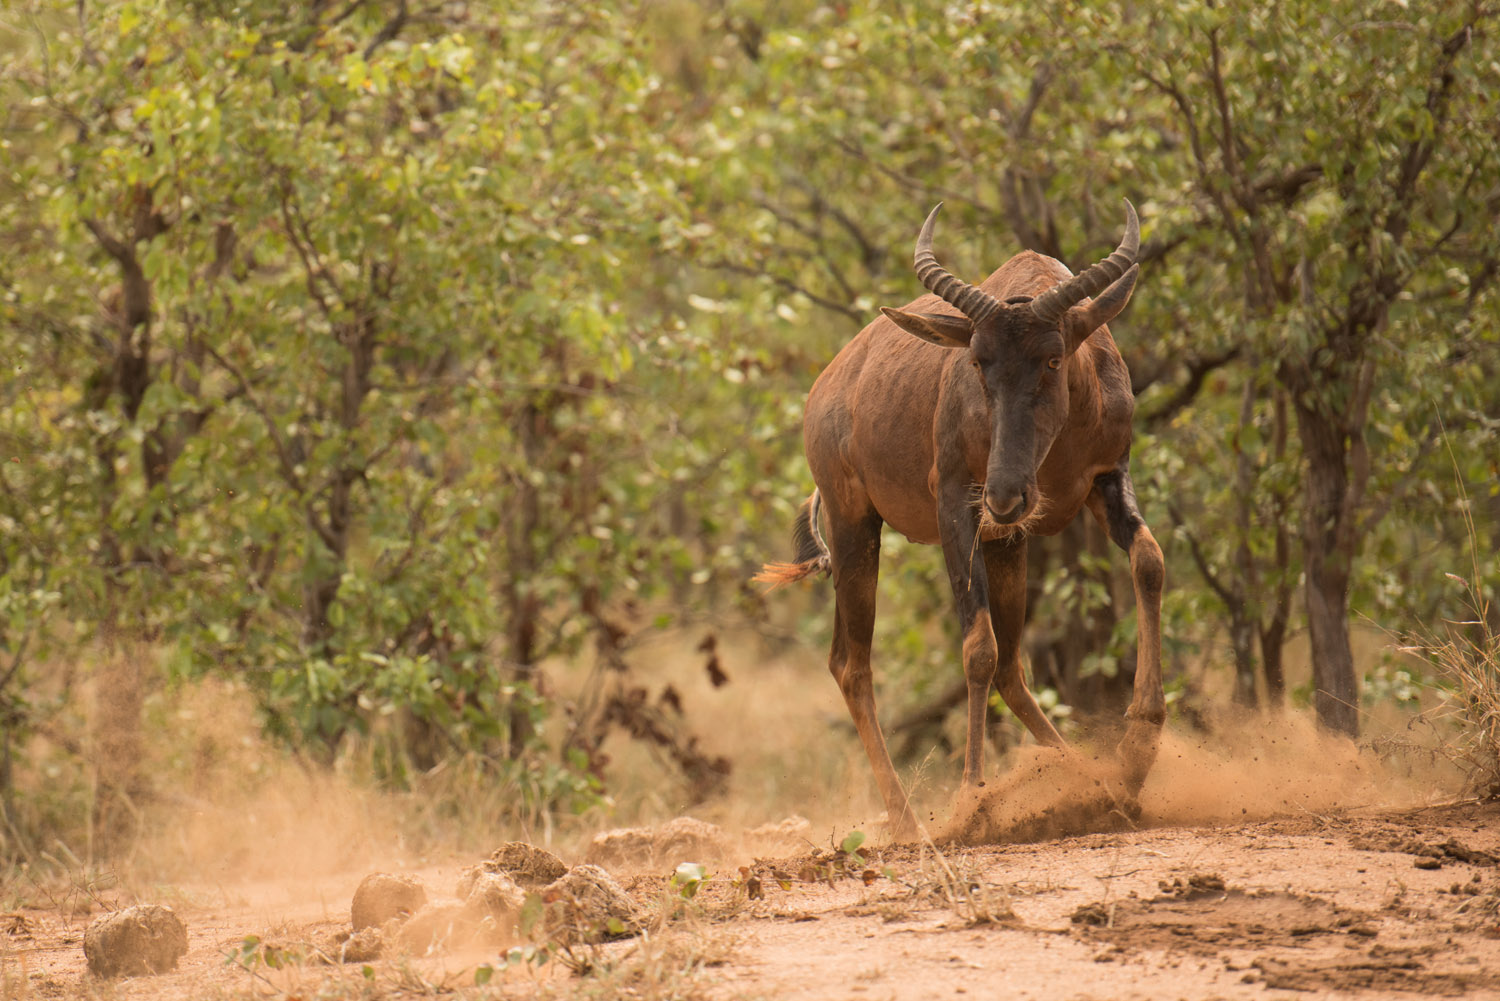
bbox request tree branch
[278,180,344,318]
[1207,27,1252,212]
[1140,345,1243,427]
[1168,502,1241,609]
[707,259,864,323]
[203,342,307,496]
[363,0,409,59]
[1143,69,1236,233]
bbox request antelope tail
[753,490,832,589]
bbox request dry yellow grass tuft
[1412,571,1500,798]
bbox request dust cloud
[113,644,1462,884]
[1136,714,1415,827]
[938,711,1447,847]
[129,678,419,890]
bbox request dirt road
[712,802,1500,1000]
[7,800,1500,1000]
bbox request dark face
[879,235,1139,527]
[965,305,1070,524]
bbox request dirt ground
[6,793,1500,1001]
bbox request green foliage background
[1,0,1496,848]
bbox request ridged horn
[913,203,1002,322]
[1030,199,1140,324]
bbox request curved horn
[913,203,1003,322]
[1030,199,1140,324]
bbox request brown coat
[760,204,1166,836]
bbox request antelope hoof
[955,778,987,813]
[1116,717,1163,796]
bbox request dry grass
[909,842,1014,927]
[1395,460,1500,800]
[535,921,737,1001]
[1410,573,1500,798]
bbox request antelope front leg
[937,489,999,790]
[1088,463,1166,794]
[982,534,1067,757]
[939,495,1065,791]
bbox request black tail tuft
[789,496,823,566]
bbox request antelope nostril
[985,493,1025,523]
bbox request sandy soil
[710,801,1500,1000]
[6,797,1500,1000]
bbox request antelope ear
[879,307,974,348]
[1064,264,1139,351]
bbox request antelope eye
[1047,357,1062,371]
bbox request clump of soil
[83,904,189,978]
[483,842,568,888]
[744,815,813,854]
[338,926,384,963]
[1251,953,1490,996]
[1156,872,1228,899]
[940,746,1135,846]
[350,873,427,930]
[398,900,504,953]
[1070,901,1112,926]
[586,816,729,870]
[458,868,526,920]
[586,827,658,870]
[541,864,644,945]
[655,816,726,862]
[329,844,644,962]
[1349,831,1499,867]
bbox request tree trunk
[1228,377,1259,710]
[1295,403,1360,737]
[506,400,544,758]
[1228,615,1258,709]
[1260,616,1287,710]
[93,652,145,857]
[1304,550,1357,736]
[1260,386,1293,712]
[301,314,375,659]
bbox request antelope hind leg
[825,511,917,838]
[1118,523,1166,793]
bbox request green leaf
[673,861,709,899]
[519,892,543,937]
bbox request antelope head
[880,201,1140,526]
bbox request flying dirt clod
[83,904,189,978]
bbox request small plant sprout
[518,892,544,939]
[672,862,711,900]
[501,944,551,970]
[840,830,867,866]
